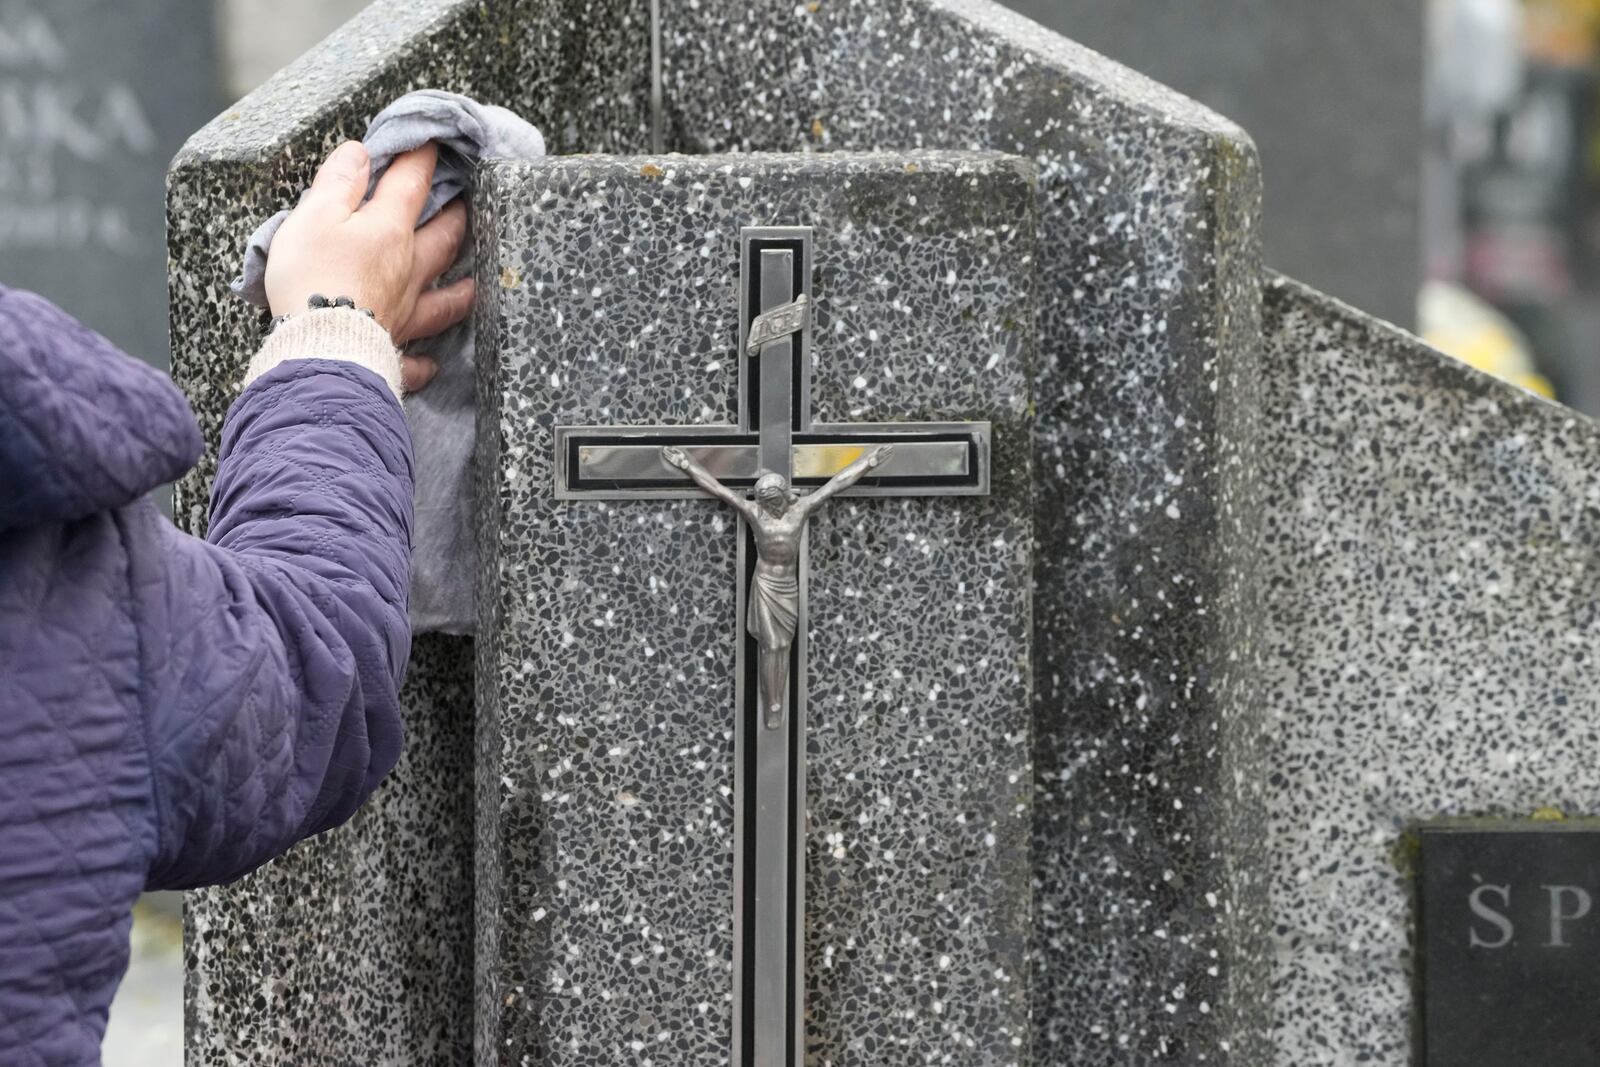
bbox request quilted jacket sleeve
[140,357,413,890]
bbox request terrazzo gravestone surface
[1241,276,1600,1065]
[183,637,475,1062]
[473,151,1037,1064]
[660,1,1269,1059]
[168,0,650,1061]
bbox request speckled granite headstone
[169,0,1600,1063]
[172,0,1271,1061]
[473,150,1037,1064]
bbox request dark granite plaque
[1417,823,1600,1067]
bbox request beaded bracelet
[266,294,378,334]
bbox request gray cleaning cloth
[233,90,546,635]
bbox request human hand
[662,446,690,470]
[264,141,475,392]
[867,444,895,468]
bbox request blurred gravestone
[0,0,220,370]
[1000,0,1424,326]
[221,0,365,99]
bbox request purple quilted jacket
[0,286,413,1065]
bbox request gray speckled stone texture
[660,1,1267,1060]
[473,152,1037,1064]
[182,637,475,1063]
[1228,276,1600,1065]
[169,1,650,1061]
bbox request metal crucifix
[553,226,991,1067]
[661,441,894,728]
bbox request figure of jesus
[662,443,895,728]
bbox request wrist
[267,293,380,333]
[244,306,402,401]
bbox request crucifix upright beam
[552,226,991,1067]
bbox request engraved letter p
[1543,884,1593,947]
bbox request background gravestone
[999,0,1424,327]
[0,0,220,370]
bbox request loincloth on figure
[748,567,799,649]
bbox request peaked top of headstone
[173,0,1252,164]
[931,0,1251,140]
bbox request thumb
[401,354,438,394]
[305,140,371,217]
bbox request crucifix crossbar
[552,226,991,1067]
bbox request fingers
[367,143,439,228]
[401,276,475,343]
[401,354,438,394]
[303,140,371,217]
[411,199,469,285]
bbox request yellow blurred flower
[1418,281,1557,398]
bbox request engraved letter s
[1468,884,1514,949]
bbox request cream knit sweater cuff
[242,307,402,401]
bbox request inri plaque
[1416,823,1600,1067]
